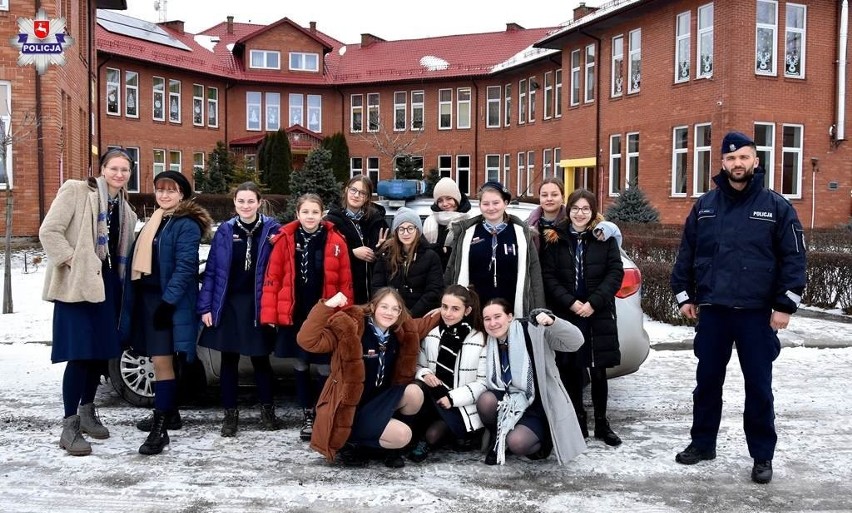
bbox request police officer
[671,131,807,484]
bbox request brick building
[3,0,851,236]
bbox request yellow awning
[559,157,597,168]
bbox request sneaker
[338,443,368,468]
[136,410,182,431]
[407,440,431,463]
[78,403,109,440]
[59,415,92,456]
[752,460,773,484]
[220,409,239,437]
[299,408,314,441]
[675,444,717,465]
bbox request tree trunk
[3,177,12,314]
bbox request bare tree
[355,119,427,178]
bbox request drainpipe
[34,0,45,220]
[472,79,479,191]
[96,55,112,167]
[582,30,603,208]
[837,0,848,141]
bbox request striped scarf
[95,176,133,278]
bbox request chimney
[226,15,234,34]
[159,20,184,34]
[360,33,385,47]
[574,2,598,20]
[309,21,316,33]
[506,22,524,32]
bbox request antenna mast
[153,0,168,22]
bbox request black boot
[139,410,170,455]
[383,449,406,468]
[260,404,283,431]
[220,409,239,437]
[577,410,589,438]
[136,410,182,431]
[338,442,368,467]
[594,417,622,447]
[484,427,499,465]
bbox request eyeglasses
[348,187,368,198]
[376,303,402,314]
[155,188,180,196]
[104,166,131,174]
[570,206,592,214]
[397,225,417,235]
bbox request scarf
[297,225,323,283]
[423,211,469,244]
[368,318,390,388]
[131,208,169,281]
[94,177,135,279]
[570,226,586,293]
[483,220,508,288]
[485,320,535,464]
[435,321,471,386]
[345,208,365,240]
[235,217,262,271]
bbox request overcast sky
[119,0,583,43]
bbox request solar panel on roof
[97,9,191,52]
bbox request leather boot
[577,410,589,439]
[594,417,622,446]
[260,404,283,431]
[59,415,92,456]
[220,409,239,437]
[136,410,182,431]
[299,408,314,440]
[383,449,406,468]
[78,403,109,439]
[139,410,170,455]
[338,442,368,467]
[484,427,499,465]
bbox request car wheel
[108,349,155,407]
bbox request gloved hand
[153,301,176,331]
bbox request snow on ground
[2,254,852,512]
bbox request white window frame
[207,87,218,128]
[169,150,181,172]
[486,154,501,182]
[411,90,424,130]
[518,79,527,124]
[192,84,204,127]
[168,79,181,123]
[152,76,165,121]
[125,71,139,118]
[609,134,622,196]
[486,86,501,128]
[350,94,363,132]
[249,49,280,70]
[438,89,452,130]
[628,29,641,94]
[438,155,452,179]
[543,71,553,119]
[693,123,712,195]
[672,126,689,197]
[697,3,714,79]
[1,81,12,186]
[289,52,319,72]
[781,124,803,199]
[367,93,380,132]
[754,122,775,189]
[611,35,624,98]
[350,157,363,178]
[289,93,304,127]
[585,44,596,103]
[307,94,322,132]
[528,77,536,122]
[543,149,553,178]
[526,151,535,195]
[393,91,407,131]
[675,11,691,83]
[456,155,471,195]
[504,84,512,127]
[153,149,166,177]
[626,132,639,187]
[367,156,380,184]
[0,0,8,11]
[106,67,120,116]
[570,49,581,106]
[503,154,511,187]
[457,87,472,129]
[246,91,262,131]
[785,3,807,78]
[554,69,563,117]
[756,0,778,76]
[516,152,527,197]
[266,92,281,131]
[554,147,563,182]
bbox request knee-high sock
[154,379,178,413]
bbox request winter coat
[196,215,281,326]
[444,214,545,317]
[671,169,807,313]
[120,201,212,361]
[325,203,389,304]
[40,178,137,303]
[416,325,487,432]
[371,240,444,317]
[260,221,354,326]
[297,302,440,461]
[422,193,472,269]
[540,224,624,368]
[526,205,567,253]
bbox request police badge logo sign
[10,8,75,75]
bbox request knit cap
[392,207,423,234]
[433,177,462,203]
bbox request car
[109,189,650,405]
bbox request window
[457,87,471,129]
[245,154,257,173]
[628,29,641,93]
[169,151,181,172]
[456,155,470,194]
[756,0,778,75]
[626,132,639,186]
[125,71,138,118]
[754,122,775,189]
[554,148,563,181]
[438,155,452,178]
[585,44,596,102]
[438,89,452,129]
[526,151,535,195]
[250,49,280,70]
[528,77,536,122]
[672,126,689,196]
[781,124,803,198]
[168,79,181,123]
[152,77,165,121]
[486,86,501,128]
[570,50,581,106]
[518,79,527,124]
[609,135,622,195]
[106,68,120,115]
[675,12,691,82]
[307,94,322,132]
[486,154,501,182]
[289,93,304,127]
[351,94,363,132]
[504,84,512,126]
[207,87,218,127]
[350,157,363,178]
[0,0,7,10]
[543,71,553,119]
[394,91,407,131]
[193,152,204,191]
[367,157,380,184]
[693,123,712,195]
[246,91,261,131]
[503,154,512,186]
[516,152,527,196]
[697,3,714,78]
[266,92,280,131]
[192,84,204,126]
[289,52,319,72]
[785,4,806,78]
[153,149,166,176]
[543,149,553,178]
[367,93,380,132]
[611,35,624,97]
[554,69,563,117]
[411,91,424,130]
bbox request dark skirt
[51,262,122,363]
[130,288,174,357]
[421,382,468,438]
[557,316,590,367]
[275,323,330,364]
[348,384,407,448]
[199,292,272,356]
[492,389,553,456]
